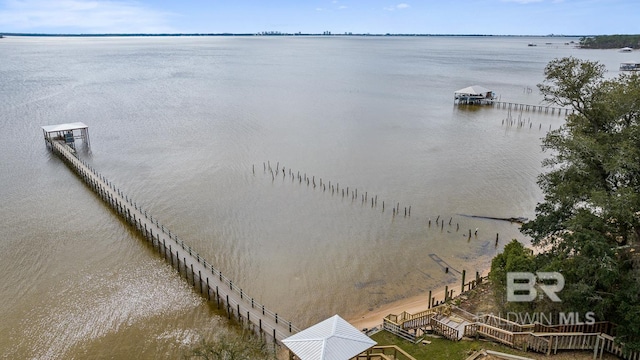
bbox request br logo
[506,272,564,302]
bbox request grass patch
[369,331,533,360]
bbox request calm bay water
[0,35,631,359]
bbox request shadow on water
[452,103,494,113]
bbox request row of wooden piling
[256,161,506,242]
[501,109,556,131]
[255,162,505,276]
[258,161,414,218]
[48,140,298,347]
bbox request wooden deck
[384,304,639,359]
[48,139,299,345]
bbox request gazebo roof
[454,85,492,96]
[282,315,376,360]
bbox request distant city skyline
[0,0,638,36]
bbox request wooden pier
[490,101,573,115]
[46,138,300,346]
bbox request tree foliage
[184,331,277,360]
[579,35,640,49]
[517,57,640,350]
[490,240,536,312]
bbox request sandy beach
[348,268,491,331]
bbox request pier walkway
[490,101,573,115]
[47,139,300,345]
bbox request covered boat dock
[41,122,90,150]
[454,85,495,105]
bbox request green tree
[521,57,640,350]
[490,240,536,312]
[579,35,640,49]
[184,331,277,360]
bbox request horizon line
[0,32,595,38]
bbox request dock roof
[41,122,88,133]
[454,85,492,96]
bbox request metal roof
[282,315,376,360]
[454,85,492,96]
[41,122,88,133]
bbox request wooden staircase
[384,305,639,359]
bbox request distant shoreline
[0,32,588,38]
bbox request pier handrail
[47,139,301,344]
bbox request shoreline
[348,268,491,331]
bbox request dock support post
[191,264,195,286]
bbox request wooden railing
[383,306,463,342]
[526,333,551,354]
[430,315,460,341]
[382,319,416,343]
[548,333,599,352]
[596,334,640,360]
[384,306,443,331]
[479,314,534,333]
[534,321,616,336]
[355,345,417,360]
[386,308,639,359]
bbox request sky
[0,0,638,35]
